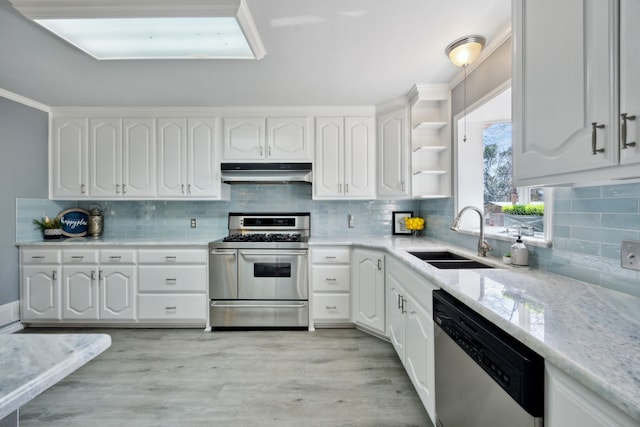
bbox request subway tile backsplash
[17,184,417,242]
[420,182,640,297]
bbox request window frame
[452,80,553,248]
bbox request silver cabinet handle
[187,184,191,195]
[324,256,337,259]
[71,255,84,259]
[81,183,86,194]
[345,183,349,193]
[397,294,402,309]
[99,270,103,281]
[259,145,264,157]
[165,278,177,283]
[267,146,272,156]
[338,183,342,193]
[52,270,57,281]
[31,255,45,259]
[591,122,605,155]
[401,297,406,314]
[377,259,382,271]
[181,184,185,194]
[325,278,337,282]
[122,184,127,194]
[91,270,96,281]
[165,256,177,260]
[401,181,405,191]
[116,184,120,194]
[326,306,337,310]
[109,256,122,260]
[621,113,637,149]
[165,306,177,310]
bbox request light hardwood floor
[19,328,433,427]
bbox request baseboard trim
[0,322,24,334]
[0,300,21,333]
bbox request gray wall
[0,97,48,304]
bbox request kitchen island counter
[310,236,640,423]
[0,333,111,424]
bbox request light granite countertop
[16,236,220,246]
[0,333,111,421]
[310,236,640,423]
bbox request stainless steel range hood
[221,163,312,183]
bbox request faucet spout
[450,206,492,257]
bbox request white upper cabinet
[223,116,312,161]
[314,116,375,199]
[51,118,88,198]
[89,118,155,198]
[158,118,224,199]
[513,0,640,185]
[376,101,411,198]
[619,0,640,165]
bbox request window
[455,85,552,245]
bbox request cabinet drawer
[313,293,351,321]
[22,249,61,265]
[311,248,350,264]
[100,249,136,264]
[138,249,207,264]
[312,265,350,292]
[138,266,207,292]
[62,249,98,264]
[138,294,206,321]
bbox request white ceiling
[0,0,511,107]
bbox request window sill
[455,227,552,248]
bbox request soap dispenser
[510,236,529,266]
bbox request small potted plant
[33,216,63,240]
[502,252,512,264]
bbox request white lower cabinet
[21,249,62,321]
[310,247,351,326]
[137,248,207,324]
[545,363,638,427]
[351,248,385,334]
[385,255,437,425]
[19,245,206,326]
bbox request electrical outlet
[621,240,640,271]
[190,218,197,229]
[348,214,355,228]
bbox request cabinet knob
[591,122,605,155]
[621,113,637,149]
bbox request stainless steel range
[208,213,310,329]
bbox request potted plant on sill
[33,216,63,240]
[502,203,544,233]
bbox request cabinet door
[62,266,99,320]
[122,118,155,197]
[377,107,410,197]
[222,117,265,160]
[51,118,88,198]
[344,117,376,198]
[21,266,61,321]
[157,118,187,197]
[99,265,136,320]
[404,293,436,423]
[89,118,121,197]
[620,0,640,165]
[266,117,312,161]
[385,265,405,361]
[351,249,385,333]
[187,118,219,197]
[314,117,344,198]
[513,0,617,185]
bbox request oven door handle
[210,302,307,309]
[239,250,308,256]
[210,250,237,255]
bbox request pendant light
[445,35,486,142]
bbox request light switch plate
[621,240,640,271]
[348,214,355,228]
[191,218,197,228]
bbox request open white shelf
[413,170,447,176]
[413,121,447,131]
[413,145,447,153]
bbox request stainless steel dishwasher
[433,290,544,427]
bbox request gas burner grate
[223,233,302,243]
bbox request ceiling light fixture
[8,0,266,60]
[445,35,486,142]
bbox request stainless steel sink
[408,251,495,269]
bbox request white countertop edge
[309,237,640,422]
[0,334,111,420]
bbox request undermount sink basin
[407,251,495,269]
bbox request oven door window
[254,263,291,278]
